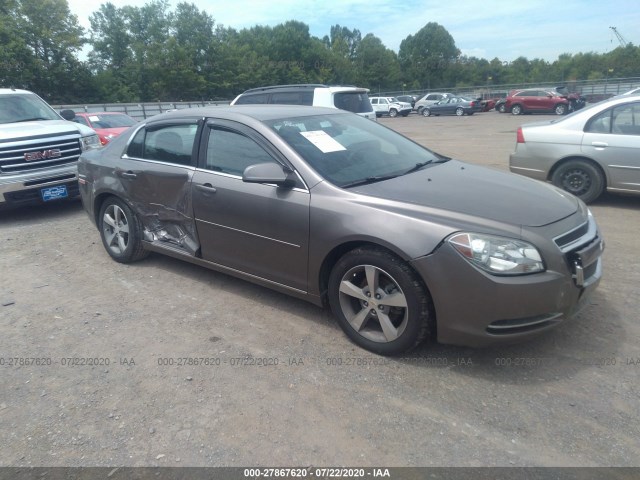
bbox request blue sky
[67,0,640,62]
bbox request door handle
[196,183,217,193]
[118,170,137,179]
[592,142,608,148]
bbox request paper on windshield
[299,130,346,153]
[89,115,100,122]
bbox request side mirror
[243,162,295,188]
[60,109,76,121]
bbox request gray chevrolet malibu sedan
[78,105,603,355]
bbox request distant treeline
[1,0,639,103]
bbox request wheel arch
[547,156,608,186]
[318,240,419,305]
[510,103,523,113]
[93,191,134,227]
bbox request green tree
[398,23,460,89]
[353,34,400,92]
[8,0,91,101]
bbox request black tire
[551,160,605,204]
[455,107,464,116]
[498,103,506,113]
[98,196,148,263]
[389,108,398,118]
[401,111,410,117]
[328,247,432,355]
[554,103,568,115]
[511,104,523,115]
[422,108,431,117]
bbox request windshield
[267,113,444,188]
[0,93,61,124]
[84,113,137,129]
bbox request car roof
[238,84,367,94]
[145,105,344,124]
[0,88,34,95]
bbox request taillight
[470,101,475,107]
[516,127,525,143]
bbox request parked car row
[8,82,640,357]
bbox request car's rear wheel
[328,247,432,355]
[389,108,398,118]
[498,103,506,113]
[455,107,464,116]
[99,197,148,263]
[554,103,568,115]
[422,108,431,117]
[551,160,605,204]
[511,104,523,115]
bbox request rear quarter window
[235,93,269,105]
[333,92,373,114]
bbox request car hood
[94,126,130,136]
[350,160,578,227]
[0,119,95,140]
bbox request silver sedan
[510,95,640,203]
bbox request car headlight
[80,134,102,151]
[448,232,545,275]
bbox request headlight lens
[448,232,544,275]
[80,134,101,151]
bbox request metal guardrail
[54,77,640,117]
[52,100,231,121]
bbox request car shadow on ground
[592,192,640,210]
[0,199,84,225]
[128,248,625,389]
[133,251,339,332]
[400,289,625,386]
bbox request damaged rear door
[119,120,201,255]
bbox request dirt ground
[1,112,639,468]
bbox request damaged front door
[119,121,200,255]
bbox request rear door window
[333,92,373,113]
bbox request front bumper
[410,227,603,347]
[0,164,79,208]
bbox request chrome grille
[0,134,81,174]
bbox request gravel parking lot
[1,111,639,468]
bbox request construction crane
[610,26,629,47]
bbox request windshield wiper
[341,174,400,188]
[403,160,433,175]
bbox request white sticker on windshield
[299,130,346,153]
[89,115,100,122]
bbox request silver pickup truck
[0,88,101,208]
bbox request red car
[504,88,570,115]
[71,112,137,145]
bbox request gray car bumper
[411,241,602,347]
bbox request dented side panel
[119,163,199,255]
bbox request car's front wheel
[98,197,148,263]
[422,108,431,117]
[551,159,605,204]
[511,104,523,115]
[328,247,432,355]
[455,107,464,116]
[554,103,568,115]
[389,108,398,118]
[498,103,506,113]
